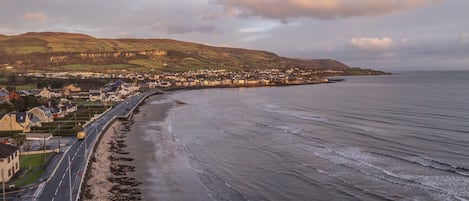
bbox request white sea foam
[150,97,173,105]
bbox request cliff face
[0,32,350,72]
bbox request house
[89,92,102,101]
[106,80,124,92]
[61,103,77,114]
[63,84,81,93]
[24,133,52,141]
[118,88,131,96]
[0,144,20,182]
[62,84,82,97]
[0,89,9,102]
[28,113,41,127]
[0,112,31,132]
[8,92,20,101]
[121,83,139,93]
[28,106,54,123]
[17,90,34,97]
[50,106,65,118]
[38,88,61,99]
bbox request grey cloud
[318,37,469,70]
[215,0,441,20]
[0,0,467,71]
[152,22,217,34]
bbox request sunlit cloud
[350,37,393,50]
[22,13,48,21]
[239,22,280,33]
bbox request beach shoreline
[83,94,174,201]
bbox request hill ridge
[0,32,350,73]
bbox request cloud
[350,37,393,50]
[239,22,280,33]
[461,33,469,44]
[215,0,440,20]
[152,22,216,34]
[22,13,48,21]
[200,7,238,20]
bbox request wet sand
[83,94,212,201]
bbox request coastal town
[0,67,355,198]
[21,67,352,89]
[0,66,385,200]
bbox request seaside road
[36,91,158,201]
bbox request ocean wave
[309,146,469,200]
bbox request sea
[125,71,469,201]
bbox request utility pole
[68,156,72,201]
[43,135,46,163]
[58,124,61,153]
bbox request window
[8,169,11,177]
[7,157,10,163]
[15,162,18,170]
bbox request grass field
[57,64,137,72]
[15,84,37,90]
[128,59,166,69]
[11,153,53,187]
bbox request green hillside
[0,32,350,73]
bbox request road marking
[54,187,59,195]
[52,197,55,201]
[33,182,45,198]
[59,178,63,186]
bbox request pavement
[7,90,159,201]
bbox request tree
[50,97,60,106]
[12,133,26,146]
[24,96,41,110]
[0,102,15,114]
[11,97,26,111]
[7,74,17,84]
[24,76,34,84]
[6,86,16,92]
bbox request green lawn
[10,153,53,187]
[15,84,37,90]
[55,63,139,72]
[128,59,165,69]
[20,153,50,169]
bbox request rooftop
[0,143,18,158]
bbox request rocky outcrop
[78,50,166,59]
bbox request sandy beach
[83,119,143,200]
[83,94,174,201]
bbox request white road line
[59,178,63,186]
[33,182,45,198]
[52,197,55,201]
[54,187,59,195]
[62,173,66,179]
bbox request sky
[0,0,468,71]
